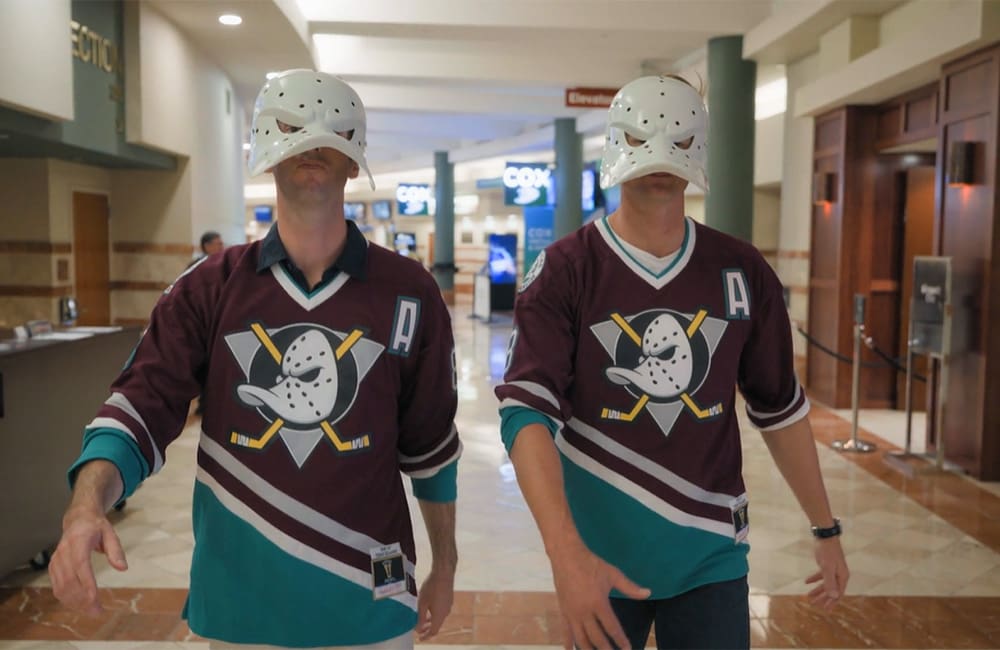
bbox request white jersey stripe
[502,380,562,410]
[199,434,416,575]
[569,417,740,508]
[270,264,351,311]
[196,468,417,611]
[104,392,164,473]
[556,433,736,539]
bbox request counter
[0,326,142,577]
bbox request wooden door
[72,192,111,326]
[896,166,936,411]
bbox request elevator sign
[396,183,430,216]
[565,87,618,108]
[503,163,552,207]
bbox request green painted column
[432,150,456,302]
[705,35,756,241]
[554,117,583,239]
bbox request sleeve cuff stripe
[745,380,804,420]
[500,380,561,410]
[750,399,811,432]
[402,443,463,479]
[398,424,458,464]
[497,397,563,426]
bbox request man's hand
[551,540,650,650]
[805,537,849,610]
[49,506,128,616]
[416,567,455,640]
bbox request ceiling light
[218,14,242,26]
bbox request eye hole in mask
[675,136,694,150]
[624,133,647,147]
[276,120,303,134]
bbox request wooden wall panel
[875,83,939,150]
[877,106,902,143]
[936,46,1000,479]
[905,93,937,133]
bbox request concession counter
[0,326,141,577]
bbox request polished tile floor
[2,304,1000,648]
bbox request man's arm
[760,416,850,609]
[415,499,457,640]
[49,460,129,615]
[509,424,649,650]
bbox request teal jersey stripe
[561,455,749,599]
[500,405,559,452]
[185,481,416,647]
[411,459,458,502]
[68,427,149,504]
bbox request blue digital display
[488,234,518,285]
[394,232,417,253]
[344,202,365,221]
[253,205,273,222]
[396,184,430,216]
[372,200,392,220]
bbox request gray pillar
[705,35,756,241]
[432,150,456,302]
[554,117,583,239]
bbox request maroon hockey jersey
[77,222,460,645]
[497,216,808,598]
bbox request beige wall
[0,4,247,327]
[124,2,246,253]
[753,188,781,262]
[0,159,51,240]
[0,160,56,326]
[754,112,785,186]
[0,0,73,120]
[778,53,819,365]
[47,160,112,244]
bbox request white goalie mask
[599,76,708,192]
[247,69,375,189]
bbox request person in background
[188,231,225,269]
[48,69,461,650]
[496,75,848,649]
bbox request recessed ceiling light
[218,14,242,26]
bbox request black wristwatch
[811,518,842,539]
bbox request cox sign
[396,183,430,216]
[503,163,552,207]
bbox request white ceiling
[148,0,777,177]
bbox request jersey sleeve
[737,258,809,431]
[69,257,218,495]
[494,248,578,450]
[396,278,461,498]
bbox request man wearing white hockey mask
[497,75,848,649]
[50,70,461,650]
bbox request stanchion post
[903,301,915,456]
[833,294,877,453]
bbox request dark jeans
[609,576,749,649]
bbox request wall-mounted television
[344,202,366,221]
[372,199,392,220]
[253,205,273,222]
[394,232,417,254]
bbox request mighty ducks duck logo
[224,322,384,467]
[590,309,726,435]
